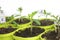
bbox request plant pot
[11,17,31,29]
[0,24,17,40]
[41,28,58,40]
[13,27,45,40]
[32,18,55,31]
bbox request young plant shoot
[51,15,60,39]
[28,11,38,34]
[18,7,22,21]
[51,15,59,32]
[43,10,51,20]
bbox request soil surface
[12,18,30,24]
[14,27,45,37]
[41,31,58,40]
[32,19,54,26]
[0,26,17,34]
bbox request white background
[0,0,60,17]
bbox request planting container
[0,24,17,40]
[41,27,55,40]
[10,18,31,29]
[13,26,45,40]
[32,18,55,31]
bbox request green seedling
[29,11,37,34]
[18,7,22,16]
[43,10,51,19]
[28,11,41,34]
[17,7,26,22]
[51,15,60,39]
[51,15,59,31]
[17,7,23,21]
[40,10,51,20]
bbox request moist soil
[12,18,30,24]
[41,31,58,40]
[32,19,54,26]
[0,26,17,34]
[14,27,45,37]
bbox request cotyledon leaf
[33,19,41,25]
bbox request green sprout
[51,15,58,32]
[18,7,23,21]
[51,15,60,38]
[18,7,22,16]
[28,11,37,34]
[43,10,51,20]
[28,11,41,26]
[28,11,41,34]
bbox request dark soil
[12,18,30,24]
[0,26,17,34]
[32,19,54,26]
[14,27,45,37]
[41,31,58,40]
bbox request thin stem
[19,12,21,22]
[18,7,22,22]
[46,14,47,21]
[30,19,33,34]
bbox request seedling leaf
[18,7,22,13]
[44,10,46,14]
[29,11,38,18]
[33,19,41,25]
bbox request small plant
[18,7,22,16]
[39,10,51,20]
[18,7,23,21]
[16,7,27,22]
[28,11,41,34]
[13,7,23,22]
[51,15,60,39]
[28,11,37,34]
[51,15,59,31]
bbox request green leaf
[44,10,46,14]
[28,14,31,19]
[18,7,22,13]
[12,21,17,24]
[28,11,38,20]
[30,11,38,17]
[33,19,41,25]
[52,15,58,19]
[12,21,18,26]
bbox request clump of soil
[14,27,45,37]
[0,26,17,34]
[32,19,54,26]
[12,18,30,24]
[41,31,58,40]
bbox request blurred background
[0,0,60,17]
